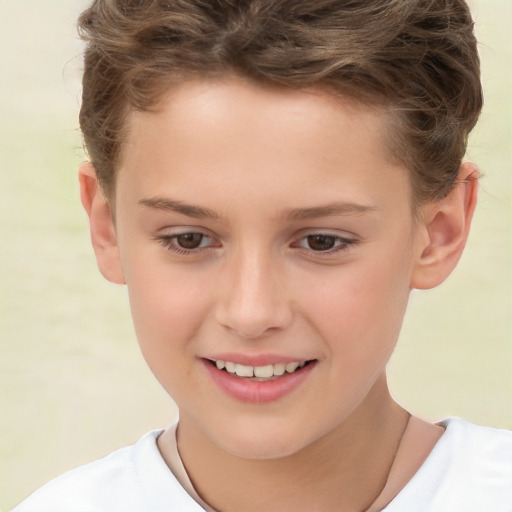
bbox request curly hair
[78,0,482,204]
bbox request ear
[79,162,126,285]
[411,162,479,290]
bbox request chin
[223,437,305,460]
[209,416,318,460]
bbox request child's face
[109,78,426,458]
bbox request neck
[166,376,409,512]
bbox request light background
[0,0,510,509]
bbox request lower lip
[201,360,316,404]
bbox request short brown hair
[78,0,482,204]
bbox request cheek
[300,252,412,366]
[123,254,211,381]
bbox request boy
[14,0,512,510]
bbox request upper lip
[202,353,315,367]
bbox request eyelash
[156,233,218,255]
[292,234,356,256]
[155,232,356,257]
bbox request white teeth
[235,364,254,377]
[254,364,274,378]
[273,363,286,376]
[285,362,300,373]
[213,359,308,378]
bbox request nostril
[221,323,277,340]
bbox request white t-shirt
[13,418,512,512]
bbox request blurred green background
[0,0,510,509]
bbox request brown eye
[157,231,218,254]
[176,233,204,249]
[306,234,337,251]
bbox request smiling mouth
[206,359,315,381]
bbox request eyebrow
[139,197,220,220]
[139,197,377,221]
[284,202,378,220]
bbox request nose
[215,248,293,339]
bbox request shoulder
[440,416,512,443]
[12,431,160,512]
[11,429,202,512]
[437,417,512,472]
[385,418,512,512]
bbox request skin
[80,77,478,511]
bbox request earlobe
[79,163,126,285]
[411,162,479,290]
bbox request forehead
[118,77,411,214]
[127,77,389,148]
